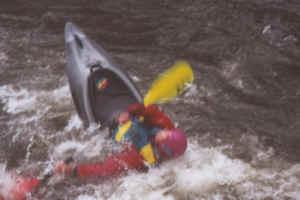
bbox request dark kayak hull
[64,22,142,128]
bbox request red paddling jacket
[73,104,174,179]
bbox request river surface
[0,0,300,199]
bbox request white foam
[105,142,252,200]
[184,84,198,97]
[51,85,71,101]
[176,147,250,191]
[46,137,300,199]
[0,84,72,141]
[0,84,71,130]
[0,164,16,199]
[54,141,86,157]
[0,84,70,115]
[262,25,272,34]
[64,114,82,132]
[0,85,37,114]
[232,162,300,200]
[71,141,298,200]
[76,195,98,200]
[53,132,108,160]
[131,75,141,82]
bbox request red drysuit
[74,103,174,178]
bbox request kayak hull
[64,22,142,128]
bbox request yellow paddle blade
[144,60,194,106]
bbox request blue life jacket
[112,118,159,164]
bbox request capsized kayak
[64,22,142,128]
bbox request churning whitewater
[0,0,300,199]
[0,83,299,199]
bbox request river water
[0,0,300,199]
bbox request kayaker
[54,103,187,178]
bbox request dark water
[0,0,300,199]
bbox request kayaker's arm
[55,145,146,179]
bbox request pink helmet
[156,129,187,159]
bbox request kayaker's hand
[54,161,75,176]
